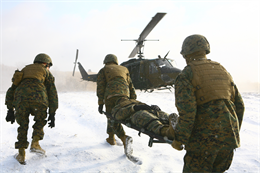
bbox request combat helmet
[180,34,210,56]
[33,53,53,66]
[103,54,118,65]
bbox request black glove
[151,105,161,111]
[134,104,152,111]
[47,113,55,128]
[6,109,15,124]
[98,104,104,114]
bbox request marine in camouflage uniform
[172,35,245,172]
[5,53,58,165]
[111,97,175,139]
[97,54,136,146]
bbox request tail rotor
[72,49,79,76]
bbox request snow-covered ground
[0,90,259,173]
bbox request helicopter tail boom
[78,62,97,82]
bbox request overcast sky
[1,0,259,86]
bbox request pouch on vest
[12,70,23,86]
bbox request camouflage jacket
[174,65,244,151]
[5,64,58,114]
[96,64,137,105]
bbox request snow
[0,90,259,173]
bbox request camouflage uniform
[174,34,245,172]
[111,97,169,135]
[5,63,58,149]
[97,59,136,138]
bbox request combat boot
[106,133,116,145]
[30,136,45,155]
[120,135,133,155]
[14,148,26,165]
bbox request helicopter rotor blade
[138,13,166,42]
[163,51,170,59]
[129,46,139,58]
[72,49,79,76]
[128,13,166,58]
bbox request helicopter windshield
[155,59,173,68]
[166,59,177,67]
[154,59,175,73]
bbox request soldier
[111,96,176,140]
[96,54,137,148]
[171,34,245,172]
[5,53,58,165]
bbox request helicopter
[73,12,182,92]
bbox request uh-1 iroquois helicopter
[72,12,182,92]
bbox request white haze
[0,64,259,94]
[0,64,97,93]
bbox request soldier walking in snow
[96,54,136,148]
[171,34,245,172]
[5,53,58,165]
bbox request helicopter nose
[160,68,181,84]
[161,66,181,75]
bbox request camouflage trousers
[105,96,125,138]
[130,110,169,135]
[14,101,48,149]
[183,148,234,173]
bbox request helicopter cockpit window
[155,59,173,73]
[149,62,158,74]
[167,59,177,67]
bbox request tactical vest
[103,64,129,83]
[188,59,235,105]
[22,63,48,83]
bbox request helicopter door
[145,60,164,87]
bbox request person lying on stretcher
[111,96,183,150]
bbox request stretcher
[103,112,173,147]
